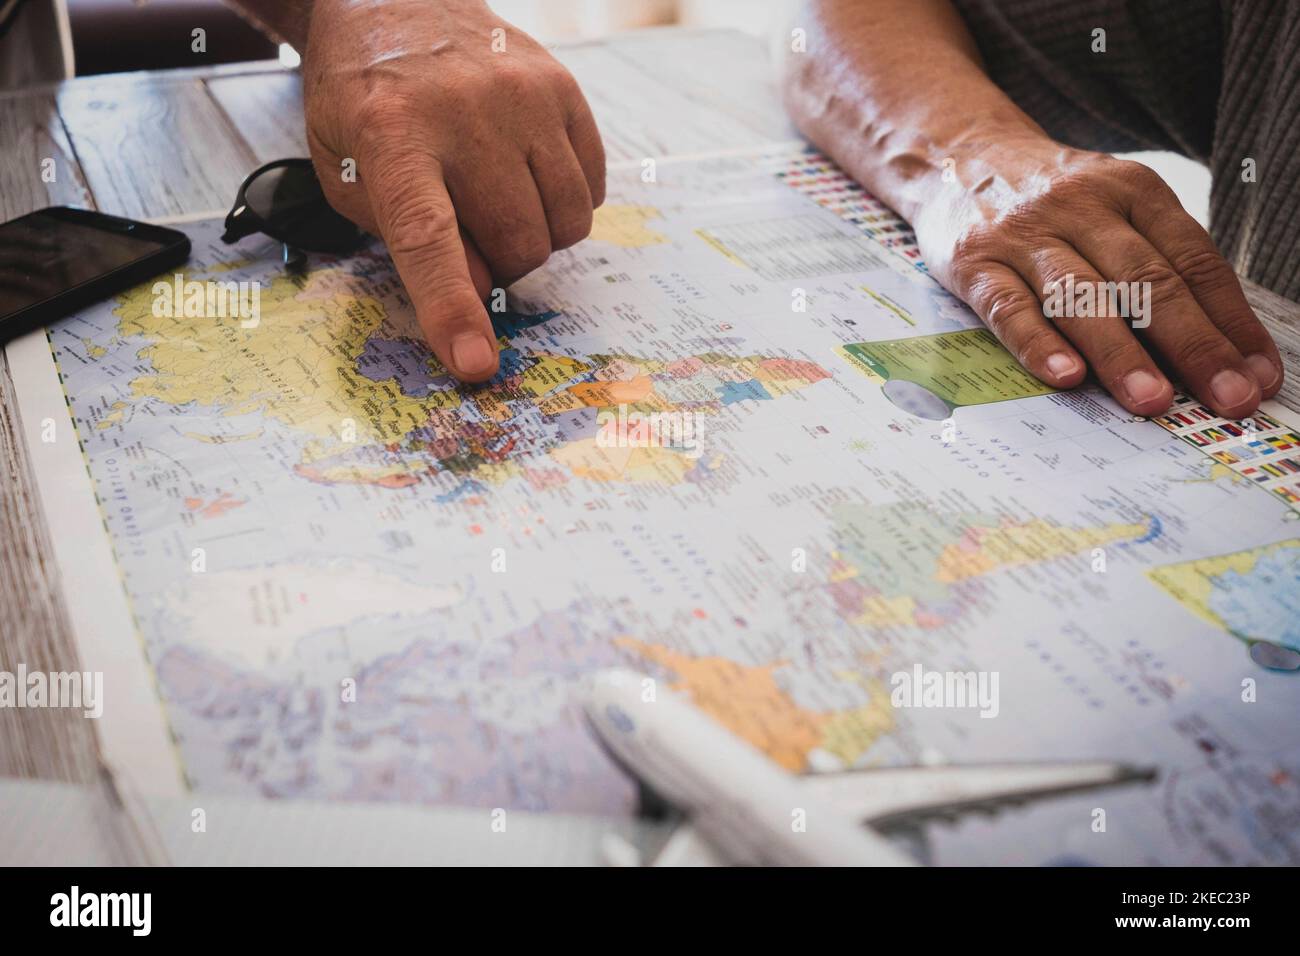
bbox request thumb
[366,147,499,381]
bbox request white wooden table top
[2,28,1298,786]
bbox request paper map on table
[34,149,1300,865]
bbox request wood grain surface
[0,92,92,219]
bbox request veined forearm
[225,0,317,50]
[782,0,1048,224]
[782,0,1281,421]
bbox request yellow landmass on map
[934,519,1150,584]
[851,591,922,629]
[296,461,427,489]
[1189,460,1248,485]
[182,429,265,444]
[753,357,833,395]
[618,639,893,770]
[516,354,591,397]
[828,554,925,628]
[589,205,668,247]
[96,401,127,430]
[1207,461,1244,483]
[693,229,748,269]
[536,390,587,416]
[861,286,917,327]
[1146,540,1299,633]
[835,344,886,385]
[827,513,1152,630]
[202,258,252,274]
[113,269,461,455]
[549,438,697,484]
[821,671,895,766]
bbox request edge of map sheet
[8,327,182,795]
[0,214,229,796]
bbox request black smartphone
[0,206,191,342]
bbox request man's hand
[916,139,1282,418]
[301,0,605,381]
[783,0,1284,419]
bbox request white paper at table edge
[0,211,230,797]
[7,328,183,796]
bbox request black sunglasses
[222,158,365,270]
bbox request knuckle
[1026,245,1081,292]
[549,207,593,250]
[1172,247,1236,291]
[1170,327,1230,370]
[544,61,582,99]
[950,228,1003,282]
[1091,336,1144,373]
[1049,170,1103,205]
[1033,260,1075,293]
[572,133,606,191]
[356,86,416,128]
[495,233,552,277]
[951,226,994,262]
[383,197,458,257]
[1011,325,1062,367]
[491,61,535,100]
[355,102,419,156]
[982,285,1038,329]
[996,203,1051,237]
[1127,258,1183,297]
[568,111,603,153]
[1111,159,1164,192]
[1217,310,1267,346]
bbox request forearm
[225,0,316,49]
[782,0,1051,226]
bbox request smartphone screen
[0,208,190,338]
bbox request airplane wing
[634,762,1156,866]
[795,761,1157,829]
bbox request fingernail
[1046,352,1080,380]
[1122,369,1165,407]
[451,333,496,376]
[1209,369,1255,409]
[1245,353,1280,391]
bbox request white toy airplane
[583,668,1157,866]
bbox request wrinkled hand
[915,139,1283,418]
[302,0,605,381]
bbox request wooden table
[3,28,1299,787]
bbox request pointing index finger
[364,144,499,382]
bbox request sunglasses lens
[243,162,362,253]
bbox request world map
[47,152,1300,865]
[109,264,828,493]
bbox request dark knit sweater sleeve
[946,0,1223,162]
[943,0,1300,300]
